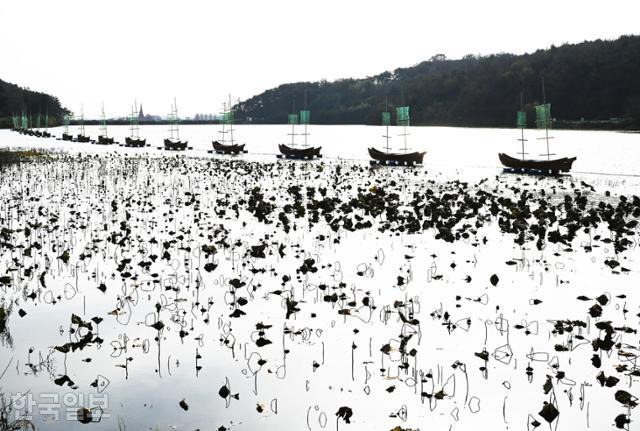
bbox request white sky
[1,0,638,118]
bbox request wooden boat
[500,81,576,175]
[499,153,576,174]
[278,143,321,159]
[368,147,426,165]
[277,100,321,160]
[96,103,116,145]
[76,107,90,142]
[97,136,115,145]
[163,99,188,150]
[61,115,73,141]
[369,105,425,166]
[212,140,245,154]
[164,138,188,150]
[123,102,146,147]
[125,137,146,147]
[211,96,248,155]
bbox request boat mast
[542,78,550,161]
[300,90,310,149]
[79,105,85,136]
[536,77,554,161]
[228,95,235,146]
[130,100,140,139]
[382,98,391,153]
[396,106,410,153]
[100,102,108,137]
[287,100,298,148]
[169,98,179,141]
[517,91,527,161]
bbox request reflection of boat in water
[277,98,321,160]
[210,96,247,155]
[500,80,576,175]
[96,103,116,145]
[164,99,188,151]
[369,104,425,166]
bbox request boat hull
[164,139,188,151]
[278,144,321,159]
[125,137,146,147]
[212,141,246,154]
[62,133,73,141]
[498,153,576,175]
[97,135,115,145]
[368,147,426,166]
[76,135,91,143]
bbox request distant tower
[138,105,144,120]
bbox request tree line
[0,79,68,128]
[235,35,640,130]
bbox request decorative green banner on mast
[288,114,299,125]
[517,111,526,128]
[222,110,234,125]
[382,111,391,126]
[535,103,551,129]
[299,110,310,124]
[396,106,410,126]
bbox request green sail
[299,110,310,124]
[535,103,551,129]
[396,106,410,126]
[381,111,391,126]
[288,114,299,125]
[222,111,234,125]
[517,111,526,128]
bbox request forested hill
[0,79,67,128]
[235,35,640,129]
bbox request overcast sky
[1,0,638,118]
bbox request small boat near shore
[212,140,246,154]
[61,114,73,141]
[122,102,146,147]
[76,107,91,142]
[125,137,146,147]
[500,80,576,175]
[278,143,321,159]
[96,103,116,145]
[209,96,247,155]
[277,100,321,160]
[163,98,190,151]
[369,105,425,166]
[368,147,426,165]
[498,153,576,174]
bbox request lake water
[0,125,639,431]
[3,124,640,176]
